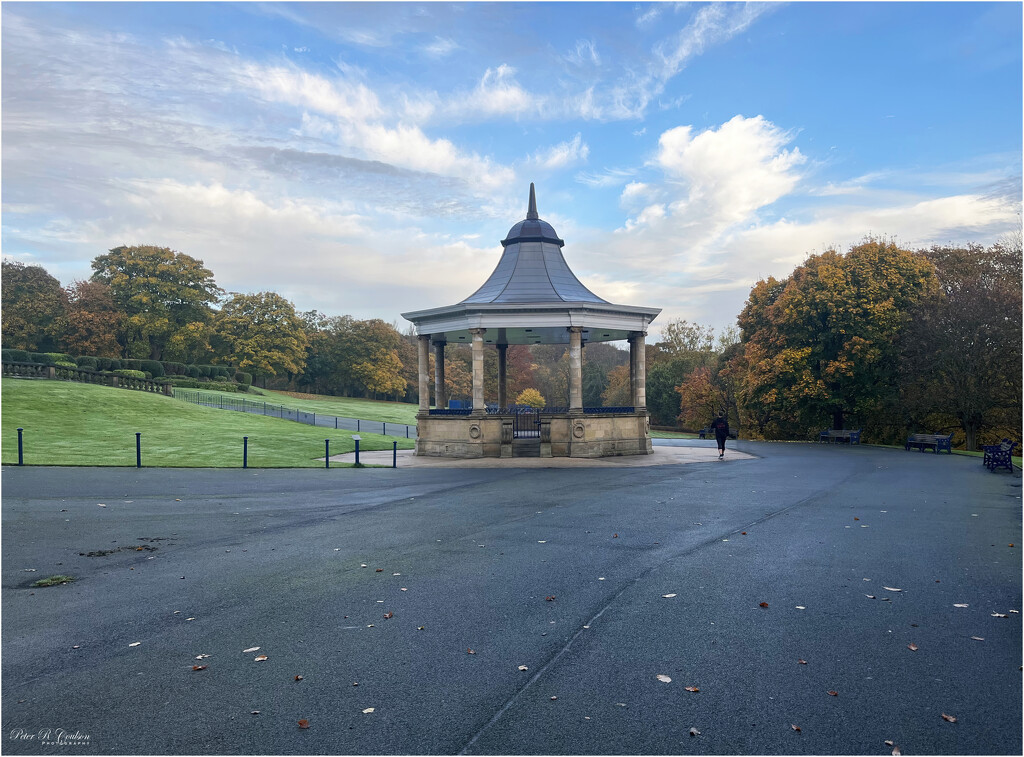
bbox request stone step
[512,439,541,458]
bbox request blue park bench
[818,429,862,444]
[905,433,953,453]
[982,439,1017,473]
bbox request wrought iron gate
[513,408,540,439]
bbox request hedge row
[2,349,237,381]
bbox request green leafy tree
[1,260,67,351]
[899,241,1022,449]
[737,239,939,435]
[582,360,607,408]
[90,245,222,359]
[214,292,308,383]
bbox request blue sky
[2,2,1020,339]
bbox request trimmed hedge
[235,371,253,387]
[75,356,99,370]
[2,349,30,362]
[113,369,147,380]
[141,360,165,378]
[26,352,75,366]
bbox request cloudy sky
[2,2,1021,339]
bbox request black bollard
[393,441,397,468]
[354,438,360,466]
[243,436,248,469]
[135,432,142,468]
[17,427,24,466]
[325,439,330,469]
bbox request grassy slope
[1,379,414,468]
[186,388,420,425]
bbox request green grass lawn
[650,429,700,439]
[187,387,421,426]
[2,379,415,468]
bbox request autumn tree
[899,241,1022,449]
[516,388,546,408]
[601,364,631,407]
[737,239,939,436]
[61,280,121,357]
[90,245,222,360]
[1,260,67,351]
[214,292,308,383]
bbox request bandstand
[402,184,661,458]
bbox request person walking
[710,411,730,459]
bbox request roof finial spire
[526,182,539,220]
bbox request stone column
[434,341,447,410]
[630,332,647,409]
[628,334,637,406]
[470,329,486,411]
[568,326,583,411]
[417,334,430,412]
[497,344,508,409]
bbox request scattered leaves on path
[791,724,801,732]
[662,594,677,598]
[129,642,141,647]
[362,708,375,714]
[941,713,957,723]
[953,604,969,608]
[467,648,475,654]
[545,596,556,602]
[827,690,838,697]
[613,533,618,538]
[759,602,769,608]
[892,747,901,756]
[795,606,806,610]
[383,611,393,619]
[297,719,310,729]
[656,675,672,683]
[195,654,211,660]
[684,686,700,693]
[243,647,260,653]
[865,595,876,599]
[971,636,984,641]
[992,613,1009,618]
[907,643,919,652]
[294,675,304,681]
[254,655,268,662]
[375,568,383,573]
[192,665,207,671]
[883,587,902,592]
[885,741,894,746]
[97,504,106,508]
[550,696,557,700]
[518,665,528,671]
[797,659,807,665]
[689,728,700,736]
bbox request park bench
[982,439,1017,473]
[818,429,862,444]
[905,433,953,453]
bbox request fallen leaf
[545,596,556,601]
[1010,610,1020,614]
[195,654,211,659]
[360,563,367,568]
[882,587,902,592]
[689,727,701,736]
[953,603,969,608]
[467,648,475,654]
[417,626,425,630]
[881,597,891,601]
[251,711,260,715]
[518,665,528,671]
[362,708,374,714]
[538,541,547,543]
[550,696,557,700]
[791,724,801,732]
[375,568,383,572]
[297,719,310,729]
[366,624,374,628]
[186,617,195,621]
[971,636,984,641]
[97,504,106,507]
[797,659,807,664]
[759,602,769,608]
[383,611,393,619]
[795,606,806,610]
[941,713,957,723]
[392,572,401,576]
[662,594,677,598]
[294,675,304,681]
[885,741,894,746]
[254,655,268,662]
[865,594,876,599]
[908,643,919,651]
[741,531,747,535]
[242,647,260,653]
[684,686,700,692]
[401,588,408,592]
[612,533,618,538]
[893,747,901,756]
[192,665,207,671]
[827,690,838,696]
[656,674,672,683]
[129,642,141,647]
[854,517,859,521]
[992,613,1009,618]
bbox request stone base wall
[415,412,652,458]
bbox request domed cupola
[461,183,608,304]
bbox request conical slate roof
[460,183,608,304]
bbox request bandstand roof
[402,184,660,346]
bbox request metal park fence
[173,389,418,440]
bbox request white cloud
[423,37,459,58]
[530,134,590,170]
[462,64,538,118]
[239,63,384,123]
[565,39,601,66]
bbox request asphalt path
[2,441,1020,755]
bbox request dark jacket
[710,417,730,438]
